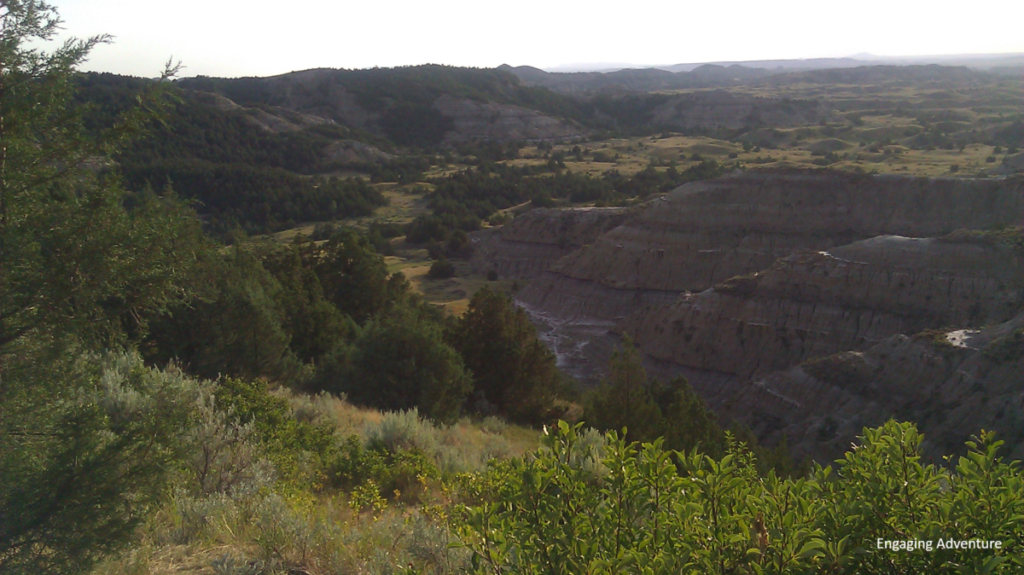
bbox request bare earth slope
[725,311,1024,462]
[623,235,1024,379]
[469,207,634,280]
[518,171,1024,323]
[481,170,1024,460]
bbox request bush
[212,378,338,486]
[457,420,1024,574]
[0,353,208,574]
[331,434,438,503]
[428,259,456,279]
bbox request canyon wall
[624,235,1024,379]
[477,170,1024,459]
[722,312,1024,462]
[469,206,633,280]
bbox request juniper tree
[0,2,206,572]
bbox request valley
[205,63,1024,462]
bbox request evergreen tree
[315,229,398,323]
[144,248,300,382]
[449,287,563,423]
[336,305,472,423]
[0,2,206,571]
[656,376,724,457]
[260,239,356,363]
[584,336,664,442]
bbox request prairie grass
[93,389,538,575]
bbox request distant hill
[76,72,391,234]
[502,61,998,95]
[764,64,994,87]
[498,64,771,94]
[552,53,1024,74]
[176,65,591,147]
[661,57,867,73]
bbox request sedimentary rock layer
[469,207,633,280]
[721,312,1024,462]
[487,170,1024,460]
[518,171,1024,325]
[623,235,1024,379]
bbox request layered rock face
[479,171,1024,459]
[518,171,1024,322]
[723,312,1024,462]
[624,235,1024,379]
[469,207,633,280]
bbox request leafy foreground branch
[456,421,1023,575]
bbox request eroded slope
[624,235,1024,379]
[518,171,1024,323]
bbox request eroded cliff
[478,170,1024,459]
[518,172,1024,324]
[623,235,1024,379]
[723,312,1024,462]
[469,207,634,280]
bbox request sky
[50,0,1024,78]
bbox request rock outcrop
[517,171,1024,324]
[188,90,394,165]
[623,235,1024,379]
[488,172,1024,454]
[189,90,339,133]
[722,311,1024,462]
[469,207,634,280]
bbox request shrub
[457,420,1024,574]
[0,353,208,574]
[331,434,438,503]
[428,259,456,279]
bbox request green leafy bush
[457,420,1024,574]
[331,435,438,502]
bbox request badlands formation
[475,170,1024,461]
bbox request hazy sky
[52,0,1024,78]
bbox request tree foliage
[0,6,215,570]
[332,306,473,423]
[448,288,564,423]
